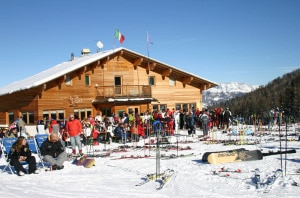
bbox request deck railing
[95,85,152,98]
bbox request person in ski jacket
[40,133,67,170]
[200,109,209,136]
[8,136,40,176]
[186,112,195,135]
[223,108,232,130]
[114,123,127,142]
[66,114,83,156]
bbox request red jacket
[66,119,82,137]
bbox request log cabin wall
[0,49,211,125]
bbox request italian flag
[114,29,125,44]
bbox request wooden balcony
[95,85,152,99]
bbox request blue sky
[0,0,299,88]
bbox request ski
[135,169,171,186]
[211,167,242,175]
[262,169,282,193]
[161,153,195,160]
[156,169,175,190]
[253,168,261,189]
[111,155,151,160]
[87,152,111,158]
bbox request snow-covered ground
[0,125,299,198]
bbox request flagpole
[146,31,150,77]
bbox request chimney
[71,53,74,61]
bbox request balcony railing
[95,85,152,98]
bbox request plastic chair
[26,138,45,168]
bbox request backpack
[201,114,208,124]
[224,110,230,119]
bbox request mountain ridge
[202,82,259,107]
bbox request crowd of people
[4,106,297,176]
[0,107,236,176]
[0,107,236,144]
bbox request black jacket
[40,139,64,158]
[8,143,32,160]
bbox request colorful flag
[114,29,125,44]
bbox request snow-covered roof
[0,47,217,97]
[0,48,121,96]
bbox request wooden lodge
[0,47,217,126]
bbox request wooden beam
[133,57,143,66]
[200,83,208,90]
[182,76,193,85]
[117,50,123,57]
[133,57,143,70]
[145,62,156,74]
[56,76,65,89]
[161,68,172,77]
[100,57,110,69]
[207,83,211,89]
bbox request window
[74,108,92,120]
[152,104,166,112]
[8,112,14,123]
[114,76,122,95]
[43,110,65,121]
[65,75,71,86]
[20,111,34,124]
[43,111,49,121]
[58,110,64,120]
[85,75,90,86]
[160,105,166,113]
[101,107,112,117]
[175,103,197,112]
[169,78,175,86]
[51,110,57,120]
[183,104,189,111]
[115,76,121,86]
[149,76,155,86]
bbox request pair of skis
[211,167,242,175]
[209,167,244,179]
[253,168,282,193]
[136,169,175,190]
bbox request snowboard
[202,148,246,162]
[207,149,263,164]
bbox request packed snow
[1,125,299,198]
